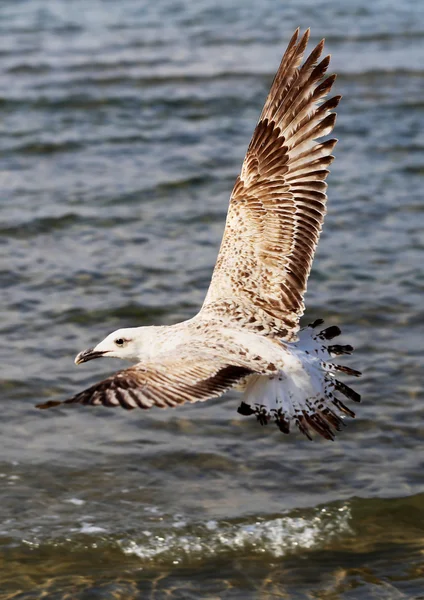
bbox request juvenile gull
[38,29,361,440]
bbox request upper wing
[202,29,340,340]
[36,349,252,410]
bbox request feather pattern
[37,347,253,410]
[202,28,340,340]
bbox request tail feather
[297,415,314,440]
[328,344,353,355]
[317,325,341,340]
[332,398,355,419]
[303,411,335,440]
[275,411,291,434]
[326,364,361,377]
[239,320,360,440]
[321,407,345,430]
[334,380,361,403]
[333,365,361,377]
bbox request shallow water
[1,0,424,598]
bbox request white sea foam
[65,498,85,506]
[120,504,351,562]
[79,522,108,534]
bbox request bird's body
[38,28,361,440]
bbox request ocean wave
[120,505,351,563]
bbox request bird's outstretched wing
[37,349,252,410]
[202,29,340,340]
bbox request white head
[75,327,146,365]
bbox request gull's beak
[74,348,106,365]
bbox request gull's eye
[114,338,125,347]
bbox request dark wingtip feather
[335,365,362,377]
[323,95,342,112]
[300,28,311,46]
[297,415,313,440]
[291,27,300,41]
[318,325,341,340]
[275,413,291,434]
[332,398,356,418]
[328,344,354,355]
[322,407,345,431]
[334,380,361,403]
[304,411,335,440]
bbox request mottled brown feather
[202,30,339,340]
[37,350,253,410]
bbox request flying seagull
[38,28,361,440]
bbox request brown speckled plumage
[203,28,339,340]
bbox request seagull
[38,28,361,440]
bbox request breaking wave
[120,504,351,563]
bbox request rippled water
[1,0,424,598]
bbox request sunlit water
[1,0,423,598]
